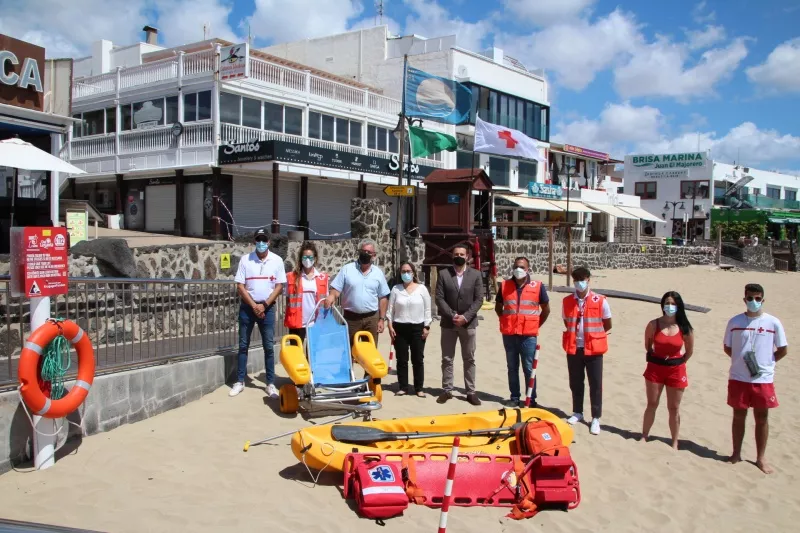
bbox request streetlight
[663,200,685,238]
[391,114,424,258]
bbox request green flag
[408,126,458,159]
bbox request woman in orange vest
[284,242,329,342]
[562,267,612,436]
[494,256,550,408]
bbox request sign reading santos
[630,152,706,169]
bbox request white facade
[262,25,552,195]
[711,162,800,209]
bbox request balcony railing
[715,194,800,210]
[73,50,402,118]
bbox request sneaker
[504,399,520,408]
[266,384,279,399]
[566,413,583,425]
[229,382,244,397]
[590,418,601,435]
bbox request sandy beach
[1,265,798,533]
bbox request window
[350,121,362,147]
[309,111,321,139]
[105,107,116,134]
[367,124,392,151]
[119,95,184,130]
[132,99,164,128]
[500,94,509,127]
[219,92,241,125]
[166,96,179,125]
[518,161,538,189]
[466,84,550,142]
[321,114,334,141]
[752,187,761,196]
[786,190,797,202]
[183,91,212,123]
[242,97,261,129]
[766,186,781,199]
[310,112,362,145]
[635,182,657,199]
[680,180,710,199]
[457,151,478,169]
[262,101,304,135]
[489,157,510,187]
[264,102,283,132]
[285,107,302,136]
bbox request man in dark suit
[435,242,485,405]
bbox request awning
[583,203,639,219]
[495,194,564,211]
[544,199,600,213]
[616,205,665,223]
[769,217,800,224]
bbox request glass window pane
[519,161,538,188]
[321,114,334,141]
[500,94,508,127]
[336,117,348,144]
[219,93,240,125]
[470,85,479,123]
[309,112,321,139]
[377,127,387,151]
[389,130,398,153]
[457,151,476,169]
[72,114,82,137]
[82,109,104,136]
[350,121,362,146]
[242,97,261,129]
[541,107,548,141]
[184,93,197,122]
[517,100,525,131]
[507,96,516,130]
[285,107,302,136]
[197,91,211,120]
[264,102,283,132]
[367,125,377,149]
[105,108,116,134]
[489,157,509,187]
[478,87,490,122]
[489,91,498,124]
[132,98,165,129]
[122,105,132,131]
[166,96,179,124]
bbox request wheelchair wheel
[368,380,383,403]
[279,384,299,414]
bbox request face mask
[358,251,372,265]
[301,257,314,269]
[663,304,677,317]
[453,256,467,267]
[513,267,527,280]
[574,280,588,293]
[401,272,413,283]
[255,241,268,253]
[746,299,762,313]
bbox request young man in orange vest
[495,256,550,407]
[562,267,612,435]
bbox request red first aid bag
[345,457,409,520]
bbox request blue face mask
[574,280,588,293]
[255,241,268,254]
[401,272,413,283]
[663,304,677,317]
[746,299,762,313]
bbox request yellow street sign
[220,253,231,269]
[383,185,415,197]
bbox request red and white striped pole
[524,344,540,407]
[437,436,461,533]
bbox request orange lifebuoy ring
[18,319,95,419]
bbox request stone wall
[0,346,266,475]
[721,244,775,271]
[493,241,716,276]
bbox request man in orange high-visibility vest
[495,256,550,408]
[562,267,612,435]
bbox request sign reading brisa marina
[631,152,706,169]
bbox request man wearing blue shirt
[325,238,391,345]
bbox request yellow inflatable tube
[351,331,388,379]
[280,334,311,385]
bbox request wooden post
[430,265,439,319]
[271,164,280,234]
[716,225,722,266]
[548,226,554,291]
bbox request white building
[624,151,800,240]
[65,25,446,239]
[262,26,552,225]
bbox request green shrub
[711,221,767,241]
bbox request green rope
[40,318,72,400]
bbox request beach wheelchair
[278,300,388,415]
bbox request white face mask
[513,267,527,280]
[574,280,588,293]
[663,304,677,317]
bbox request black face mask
[358,251,373,265]
[453,256,466,267]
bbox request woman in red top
[641,291,694,449]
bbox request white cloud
[746,38,800,94]
[403,0,492,52]
[614,38,748,101]
[248,0,364,43]
[503,0,597,26]
[496,9,643,91]
[154,0,239,46]
[685,24,726,50]
[692,1,716,24]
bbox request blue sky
[3,0,799,171]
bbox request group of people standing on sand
[229,229,788,474]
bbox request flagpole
[395,54,408,277]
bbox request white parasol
[0,137,85,174]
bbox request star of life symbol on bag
[369,465,395,483]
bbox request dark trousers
[343,310,379,346]
[289,327,306,343]
[567,348,603,419]
[393,322,425,392]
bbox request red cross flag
[474,116,545,162]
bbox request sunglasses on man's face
[745,296,763,302]
[255,237,268,243]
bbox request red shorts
[643,362,688,389]
[727,380,779,410]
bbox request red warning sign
[11,227,69,298]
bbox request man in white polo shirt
[724,283,788,474]
[230,228,286,398]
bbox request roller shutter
[145,184,176,232]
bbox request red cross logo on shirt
[498,130,518,149]
[267,275,276,281]
[757,327,764,333]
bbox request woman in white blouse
[387,262,432,397]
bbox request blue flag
[404,66,472,125]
